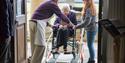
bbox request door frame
[13,0,27,63]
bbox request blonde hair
[82,0,96,16]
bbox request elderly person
[29,0,73,63]
[54,4,77,54]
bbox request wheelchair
[51,26,79,59]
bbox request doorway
[25,0,99,63]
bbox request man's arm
[54,17,61,28]
[50,3,70,24]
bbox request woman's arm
[76,9,92,29]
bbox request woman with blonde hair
[74,0,97,63]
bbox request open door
[14,0,27,63]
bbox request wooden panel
[16,24,26,63]
[101,0,125,63]
[15,15,27,63]
[106,34,114,63]
[105,0,125,24]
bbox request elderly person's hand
[59,25,63,29]
[66,21,75,29]
[63,25,68,29]
[61,21,68,26]
[59,25,68,29]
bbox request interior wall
[30,0,44,15]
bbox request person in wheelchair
[53,4,77,54]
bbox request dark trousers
[0,36,11,63]
[56,28,68,50]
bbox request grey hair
[61,3,70,11]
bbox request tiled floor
[27,42,98,63]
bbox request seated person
[53,4,77,53]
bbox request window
[74,0,82,3]
[58,0,66,3]
[74,0,99,3]
[16,0,25,16]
